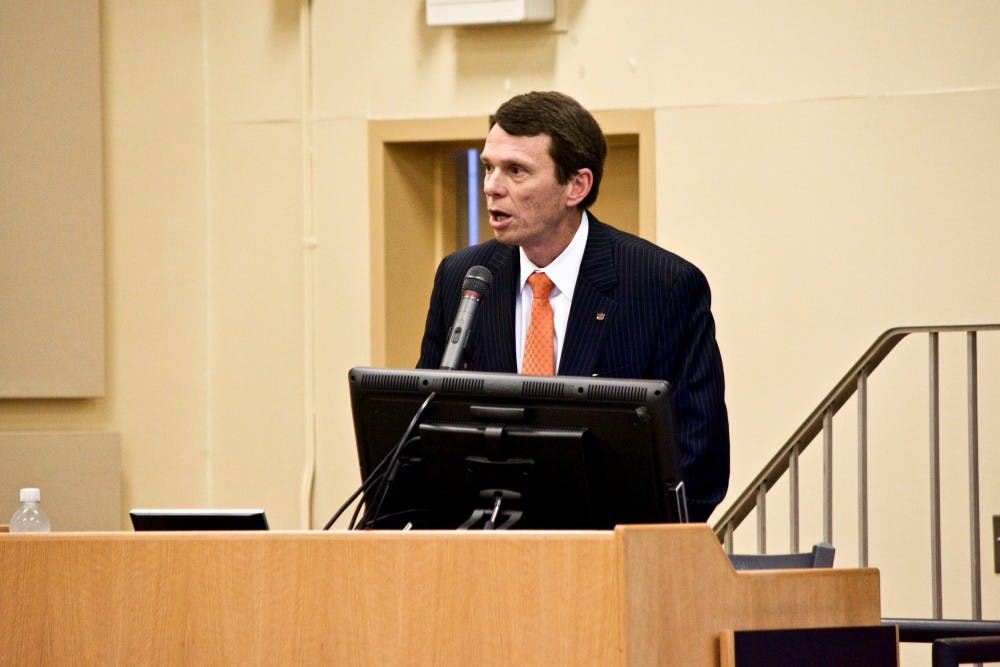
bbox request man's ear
[565,168,594,208]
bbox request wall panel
[0,1,104,397]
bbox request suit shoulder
[598,220,708,284]
[429,240,509,288]
[437,239,510,271]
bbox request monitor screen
[130,509,269,531]
[348,367,687,530]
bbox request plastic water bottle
[9,487,51,533]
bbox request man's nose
[483,169,504,196]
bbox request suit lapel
[559,217,618,376]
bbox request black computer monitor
[348,367,687,530]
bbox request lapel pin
[596,312,606,321]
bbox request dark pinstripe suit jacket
[416,214,729,521]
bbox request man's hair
[489,91,607,210]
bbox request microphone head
[462,265,493,297]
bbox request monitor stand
[459,489,523,530]
[457,456,533,530]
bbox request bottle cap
[19,487,40,503]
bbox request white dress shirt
[515,212,590,373]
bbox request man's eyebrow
[480,155,526,168]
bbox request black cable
[322,452,392,530]
[348,485,367,530]
[322,392,436,530]
[347,435,418,530]
[357,392,436,529]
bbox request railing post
[756,484,767,554]
[823,409,833,545]
[929,332,943,619]
[789,444,799,553]
[858,369,869,568]
[967,332,982,620]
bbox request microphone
[439,265,493,370]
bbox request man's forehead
[481,126,552,162]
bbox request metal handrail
[713,323,1000,663]
[712,324,1000,599]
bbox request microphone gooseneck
[439,265,493,370]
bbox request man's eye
[510,165,524,175]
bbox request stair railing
[713,323,1000,620]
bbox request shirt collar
[518,211,590,300]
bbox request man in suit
[417,91,729,522]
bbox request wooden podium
[0,524,879,665]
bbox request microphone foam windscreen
[462,265,493,296]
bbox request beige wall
[2,0,998,644]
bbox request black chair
[728,542,835,570]
[933,636,1000,667]
[883,618,1000,667]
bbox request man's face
[480,124,582,266]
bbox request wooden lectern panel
[1,530,620,665]
[618,525,881,665]
[0,525,880,666]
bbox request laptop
[129,508,269,531]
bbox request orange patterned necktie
[522,272,555,375]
